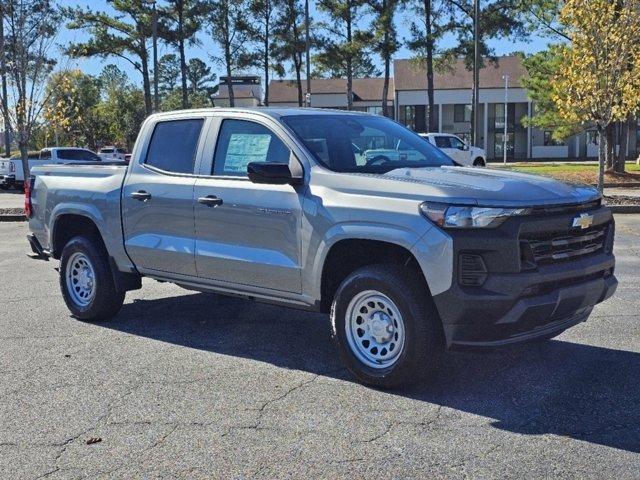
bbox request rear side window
[434,136,451,149]
[57,149,101,161]
[40,150,51,160]
[212,119,290,176]
[145,119,204,174]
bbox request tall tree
[316,0,377,109]
[159,0,206,108]
[64,1,154,115]
[43,70,102,148]
[248,0,281,105]
[443,0,527,142]
[552,0,640,189]
[272,0,307,106]
[406,0,446,131]
[370,0,402,117]
[158,53,181,93]
[96,65,147,150]
[0,4,11,157]
[187,58,216,94]
[206,0,254,107]
[2,0,57,178]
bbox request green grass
[494,162,640,175]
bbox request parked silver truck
[26,108,618,387]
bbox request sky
[56,0,552,84]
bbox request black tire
[59,235,125,321]
[330,264,442,388]
[473,157,485,167]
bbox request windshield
[281,114,454,173]
[57,149,101,162]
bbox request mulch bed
[0,208,24,215]
[603,195,640,206]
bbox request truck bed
[28,163,132,271]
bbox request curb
[0,214,26,222]
[602,183,640,188]
[609,205,640,214]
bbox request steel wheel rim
[66,252,96,307]
[345,290,406,369]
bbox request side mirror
[247,162,302,185]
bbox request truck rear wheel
[330,264,442,388]
[59,235,125,321]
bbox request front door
[193,117,304,293]
[122,118,205,276]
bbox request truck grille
[520,223,610,265]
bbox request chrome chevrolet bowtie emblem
[572,213,594,230]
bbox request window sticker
[225,133,272,173]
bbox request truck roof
[148,107,374,122]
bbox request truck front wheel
[59,236,125,321]
[330,265,442,388]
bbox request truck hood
[373,166,600,207]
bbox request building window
[587,130,599,146]
[400,105,416,130]
[494,132,514,159]
[495,104,516,130]
[543,131,565,146]
[454,104,472,123]
[367,106,383,116]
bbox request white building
[394,56,637,161]
[268,56,637,161]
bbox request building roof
[269,77,395,103]
[393,55,528,91]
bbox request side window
[449,137,465,150]
[213,119,290,176]
[145,119,204,174]
[40,150,51,160]
[434,136,451,149]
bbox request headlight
[420,202,529,228]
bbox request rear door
[193,115,304,293]
[122,117,207,277]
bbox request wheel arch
[318,236,431,313]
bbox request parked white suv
[98,146,127,161]
[0,148,101,190]
[420,133,486,167]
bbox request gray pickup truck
[26,108,617,387]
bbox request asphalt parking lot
[1,219,639,479]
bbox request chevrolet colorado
[26,108,617,387]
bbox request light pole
[305,0,311,107]
[503,74,509,164]
[145,0,159,112]
[472,0,480,147]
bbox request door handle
[198,195,223,207]
[130,190,151,201]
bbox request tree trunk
[425,0,436,132]
[597,126,605,193]
[615,116,631,173]
[605,123,615,169]
[382,47,390,117]
[19,139,29,185]
[141,52,153,115]
[346,0,353,111]
[263,10,270,106]
[294,55,303,106]
[0,7,11,157]
[178,2,189,109]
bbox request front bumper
[431,203,617,348]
